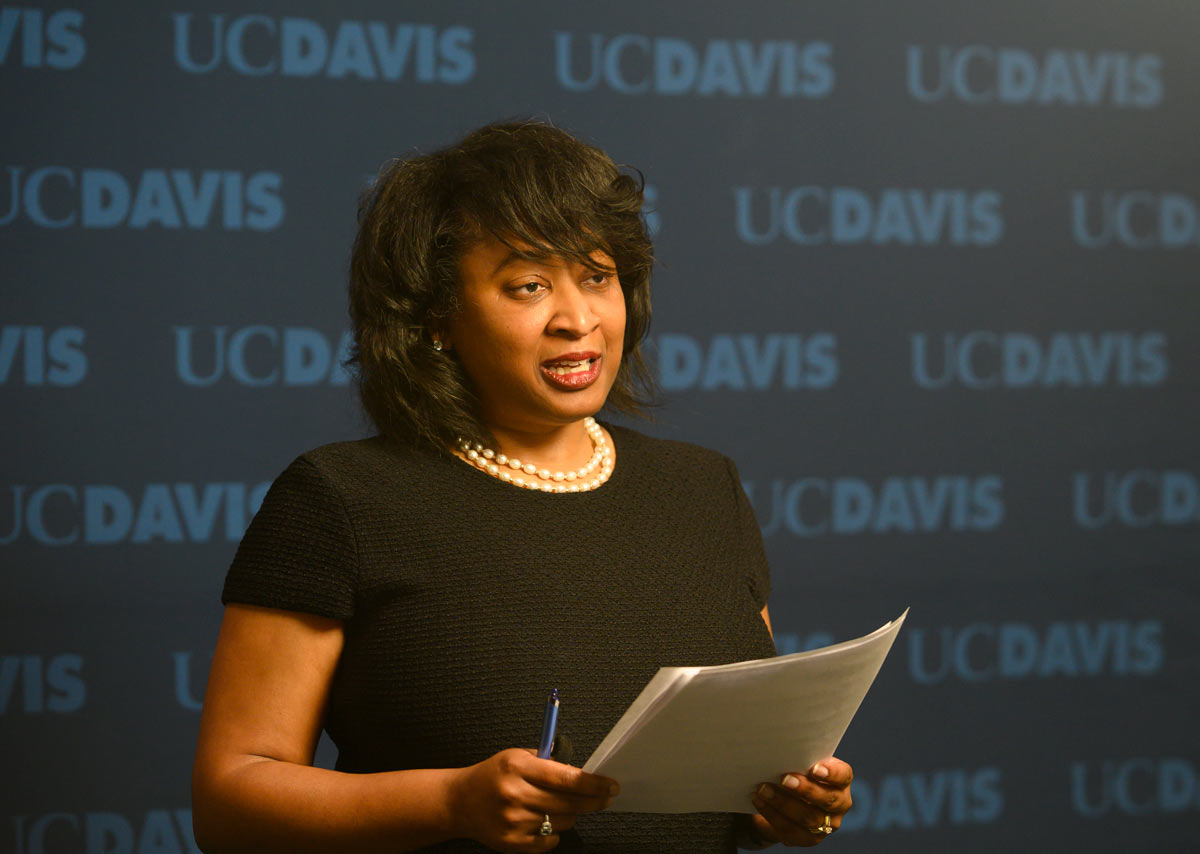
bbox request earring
[432,337,444,351]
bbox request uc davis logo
[0,326,86,385]
[1071,191,1200,248]
[1071,758,1200,817]
[0,167,283,229]
[174,326,352,386]
[907,620,1163,684]
[554,33,833,97]
[654,333,837,391]
[0,654,85,714]
[907,46,1162,107]
[911,331,1168,389]
[0,7,84,69]
[173,14,474,82]
[734,187,1002,246]
[838,767,1003,832]
[743,475,1004,536]
[1073,470,1200,529]
[10,810,196,853]
[0,482,269,545]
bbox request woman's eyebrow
[490,249,565,277]
[490,250,527,277]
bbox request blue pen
[537,688,560,759]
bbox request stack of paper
[582,609,908,813]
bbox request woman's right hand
[448,748,619,852]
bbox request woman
[192,120,853,853]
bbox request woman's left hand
[746,757,853,847]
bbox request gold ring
[808,814,833,835]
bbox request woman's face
[445,236,626,434]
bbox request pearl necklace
[457,417,614,493]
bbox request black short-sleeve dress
[223,423,776,853]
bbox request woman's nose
[547,283,599,337]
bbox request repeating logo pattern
[1,167,283,229]
[4,4,1196,852]
[172,14,475,82]
[906,46,1162,107]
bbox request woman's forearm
[192,758,463,853]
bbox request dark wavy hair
[348,120,655,450]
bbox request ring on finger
[807,814,833,835]
[538,815,553,837]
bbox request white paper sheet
[582,609,908,813]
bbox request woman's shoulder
[295,435,399,467]
[280,436,442,495]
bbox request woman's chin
[540,393,610,426]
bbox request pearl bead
[455,419,612,494]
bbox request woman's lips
[540,355,601,389]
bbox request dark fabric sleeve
[222,456,358,620]
[724,455,772,609]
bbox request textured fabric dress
[222,423,777,853]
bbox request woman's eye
[585,273,610,287]
[510,281,545,298]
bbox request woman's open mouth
[540,354,601,389]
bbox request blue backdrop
[3,2,1199,851]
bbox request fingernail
[609,782,620,796]
[781,774,801,789]
[812,763,829,778]
[758,783,775,801]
